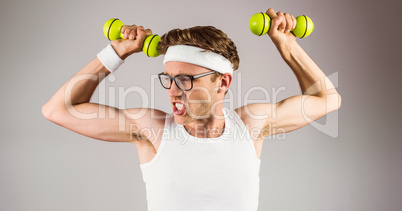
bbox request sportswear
[163,45,234,75]
[140,108,261,211]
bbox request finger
[291,15,297,29]
[122,25,130,39]
[284,13,293,33]
[129,25,138,39]
[277,12,286,32]
[266,8,283,35]
[121,25,127,34]
[266,8,278,19]
[128,30,136,40]
[124,25,137,39]
[145,28,152,36]
[135,26,147,46]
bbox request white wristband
[97,44,124,73]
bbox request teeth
[175,103,184,111]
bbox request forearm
[43,25,149,118]
[277,40,338,97]
[43,58,110,113]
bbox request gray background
[1,0,401,210]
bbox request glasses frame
[158,71,217,91]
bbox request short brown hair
[158,26,240,71]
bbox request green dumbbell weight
[249,12,314,38]
[103,18,160,57]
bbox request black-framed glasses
[158,71,217,91]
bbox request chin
[173,114,191,125]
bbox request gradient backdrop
[1,0,401,210]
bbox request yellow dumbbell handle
[249,13,315,38]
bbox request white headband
[163,45,234,75]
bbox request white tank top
[140,108,261,211]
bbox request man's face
[164,61,219,125]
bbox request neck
[184,106,225,138]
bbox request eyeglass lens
[159,75,192,90]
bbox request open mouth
[173,102,186,116]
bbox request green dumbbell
[249,12,314,38]
[103,18,160,57]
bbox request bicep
[48,103,166,143]
[239,95,332,137]
[272,95,328,134]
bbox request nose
[168,80,183,97]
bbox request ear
[217,73,232,93]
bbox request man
[42,8,341,211]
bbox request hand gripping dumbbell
[103,18,160,57]
[249,12,314,38]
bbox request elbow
[42,103,51,120]
[328,93,342,113]
[42,102,65,123]
[317,92,341,114]
[42,103,56,122]
[337,94,342,110]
